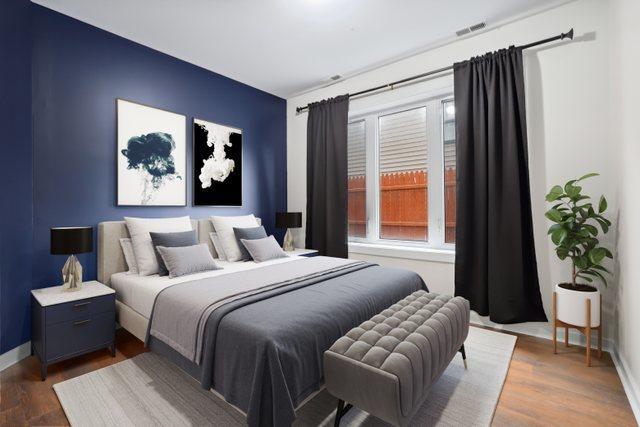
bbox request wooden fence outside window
[348,169,456,243]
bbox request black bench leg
[459,344,468,369]
[334,399,353,427]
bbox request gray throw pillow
[150,230,198,276]
[233,226,268,261]
[156,244,220,278]
[240,235,288,263]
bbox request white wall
[611,0,640,419]
[287,0,619,342]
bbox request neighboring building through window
[347,94,455,249]
[378,107,428,242]
[347,120,366,238]
[443,99,456,243]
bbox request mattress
[110,256,302,318]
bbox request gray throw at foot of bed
[147,256,425,427]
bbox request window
[442,99,456,243]
[347,120,366,238]
[347,95,455,249]
[379,107,428,241]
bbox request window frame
[347,91,455,252]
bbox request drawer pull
[74,302,91,308]
[74,319,91,326]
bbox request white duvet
[110,256,302,318]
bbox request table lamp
[51,226,93,291]
[275,212,302,251]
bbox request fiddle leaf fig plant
[545,173,613,288]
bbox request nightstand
[31,280,116,380]
[288,248,319,257]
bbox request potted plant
[545,173,613,328]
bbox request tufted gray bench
[324,290,470,426]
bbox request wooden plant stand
[552,291,602,366]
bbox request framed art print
[193,118,242,206]
[117,99,186,206]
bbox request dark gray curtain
[306,95,350,258]
[453,47,547,323]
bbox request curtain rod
[296,28,574,114]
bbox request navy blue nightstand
[31,281,116,380]
[289,248,319,257]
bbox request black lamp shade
[51,227,93,255]
[275,212,302,229]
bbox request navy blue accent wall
[2,4,286,354]
[1,0,33,354]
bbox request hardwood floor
[0,327,636,426]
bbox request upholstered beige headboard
[97,217,260,286]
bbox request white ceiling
[32,0,567,98]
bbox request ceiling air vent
[456,21,486,37]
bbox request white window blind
[347,120,366,176]
[378,107,428,173]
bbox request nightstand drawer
[45,294,115,325]
[45,311,115,361]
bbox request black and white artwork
[117,99,186,206]
[193,118,242,206]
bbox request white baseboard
[0,341,31,372]
[470,316,615,352]
[611,347,640,424]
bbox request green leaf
[551,229,568,245]
[596,215,611,226]
[576,172,599,182]
[588,248,607,265]
[574,256,588,269]
[556,247,569,260]
[545,209,563,223]
[583,224,598,236]
[583,270,608,287]
[595,218,609,234]
[591,264,611,273]
[565,183,581,199]
[547,224,563,235]
[598,196,607,213]
[576,274,593,283]
[577,229,591,238]
[546,185,565,202]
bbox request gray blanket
[149,257,363,362]
[149,257,426,427]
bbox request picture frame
[116,99,186,206]
[192,118,243,207]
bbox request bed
[97,219,426,427]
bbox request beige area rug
[54,327,516,426]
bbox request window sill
[348,242,455,264]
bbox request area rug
[54,326,516,426]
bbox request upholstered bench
[324,290,470,426]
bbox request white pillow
[209,232,227,261]
[119,238,138,274]
[210,215,260,262]
[124,216,193,276]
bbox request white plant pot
[555,283,600,327]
